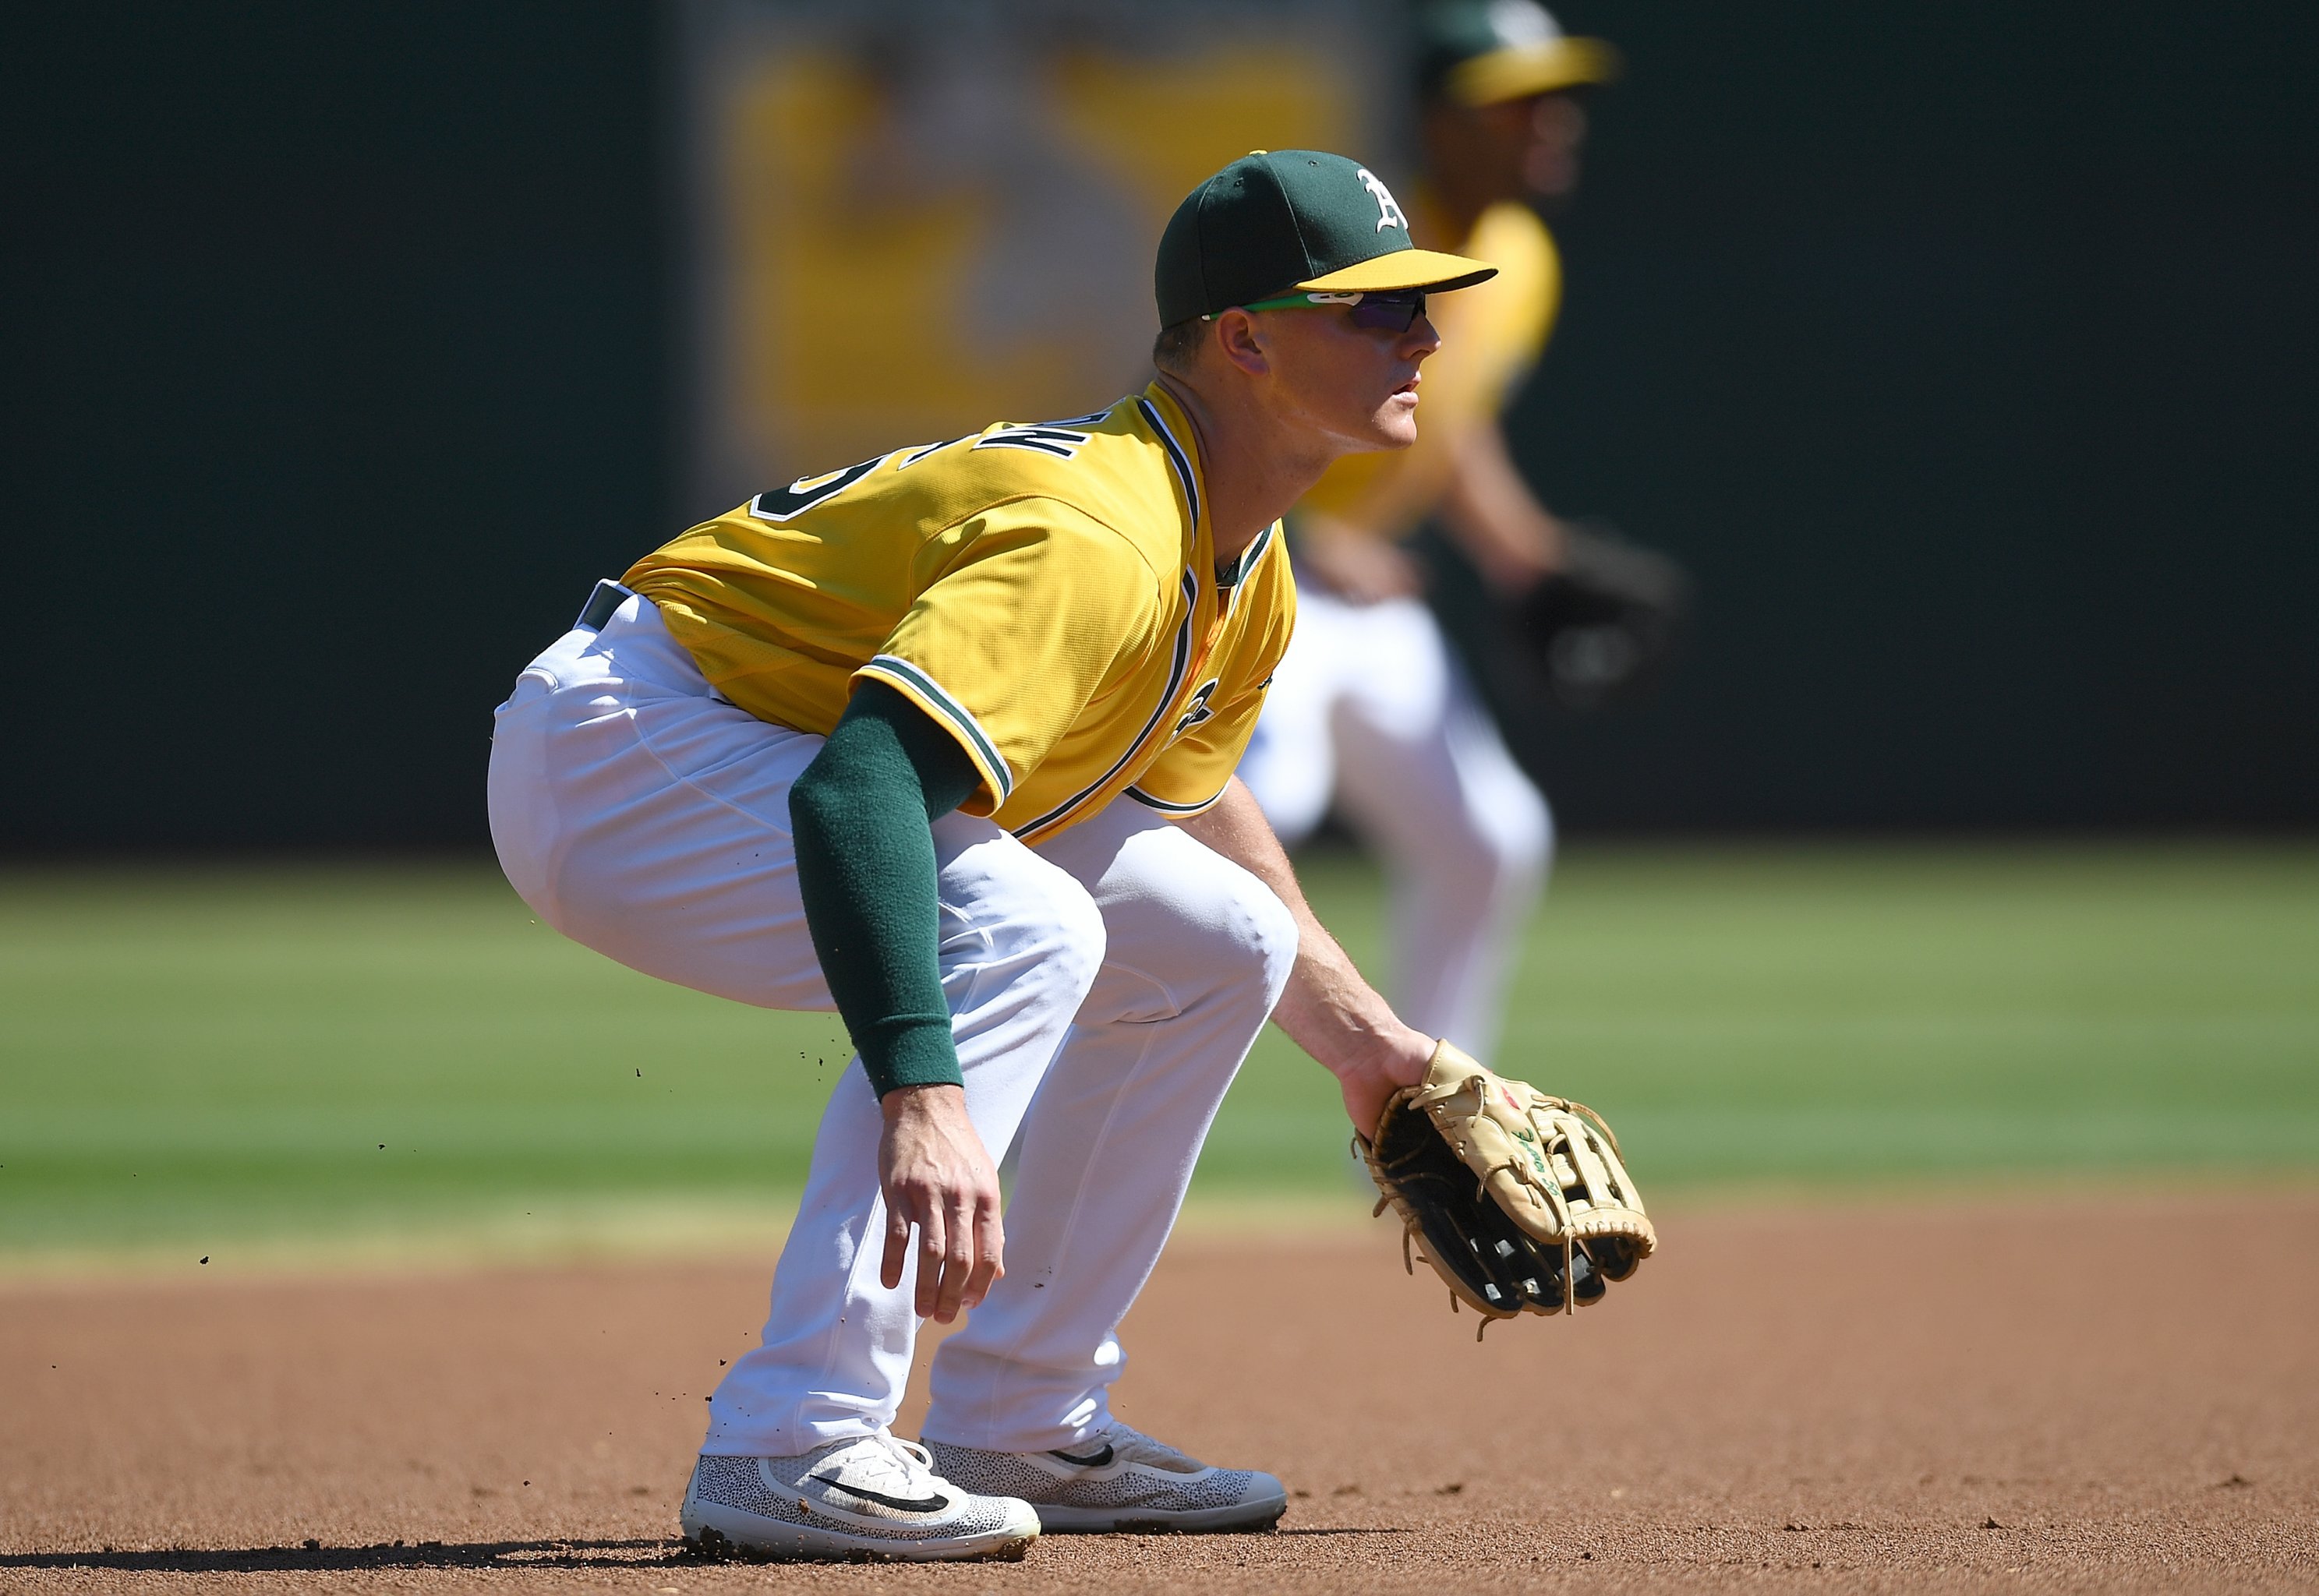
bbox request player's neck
[1151,373,1342,567]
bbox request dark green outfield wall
[5,3,669,849]
[3,2,2312,847]
[1466,1,2319,829]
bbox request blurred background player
[1238,0,1675,1064]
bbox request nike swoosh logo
[1049,1443,1114,1467]
[807,1474,949,1515]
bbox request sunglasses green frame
[1203,288,1430,332]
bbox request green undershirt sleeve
[788,679,985,1098]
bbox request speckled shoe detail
[679,1433,1038,1562]
[923,1421,1288,1533]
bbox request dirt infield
[4,1193,2314,1593]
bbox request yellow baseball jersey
[1296,197,1560,535]
[624,383,1293,844]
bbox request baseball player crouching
[488,151,1496,1562]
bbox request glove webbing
[1366,1163,1575,1343]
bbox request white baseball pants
[1236,584,1550,1064]
[487,595,1296,1456]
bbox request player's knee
[1179,863,1297,1015]
[1046,876,1109,1000]
[1236,876,1299,1008]
[1444,783,1552,895]
[1102,849,1296,1020]
[976,853,1107,1006]
[1498,785,1554,880]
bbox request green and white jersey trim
[1009,571,1200,844]
[1136,397,1200,530]
[857,654,1015,803]
[1217,523,1274,591]
[1125,783,1228,817]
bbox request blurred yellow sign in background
[686,5,1376,498]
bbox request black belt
[575,579,636,632]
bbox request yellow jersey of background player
[1235,0,1634,1066]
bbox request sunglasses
[1205,288,1430,334]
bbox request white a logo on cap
[1356,168,1408,233]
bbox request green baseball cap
[1417,0,1621,107]
[1154,149,1496,329]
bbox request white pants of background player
[1236,584,1550,1065]
[487,594,1294,1457]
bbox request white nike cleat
[679,1432,1040,1562]
[923,1421,1288,1533]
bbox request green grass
[2,844,2314,1264]
[1217,842,2319,1193]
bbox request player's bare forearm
[1440,421,1566,594]
[1176,779,1434,1135]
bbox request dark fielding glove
[1508,518,1693,709]
[1359,1041,1656,1339]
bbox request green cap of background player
[1416,0,1621,106]
[1154,149,1497,330]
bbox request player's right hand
[876,1082,1004,1324]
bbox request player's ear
[1211,309,1273,378]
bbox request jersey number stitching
[748,457,884,523]
[1171,680,1220,743]
[973,410,1112,460]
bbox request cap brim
[1447,37,1621,106]
[1296,248,1497,296]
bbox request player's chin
[1365,396,1423,450]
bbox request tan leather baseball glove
[1358,1040,1656,1336]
